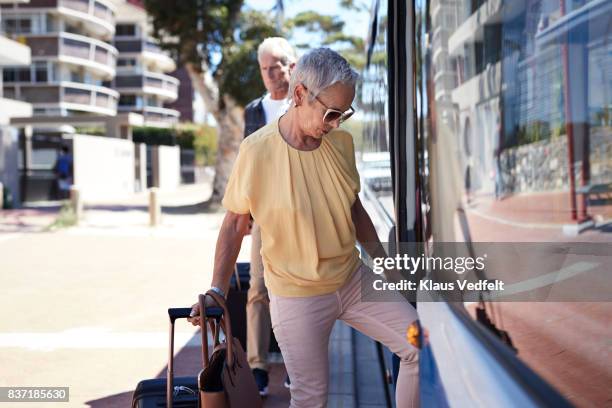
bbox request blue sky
[244,0,370,41]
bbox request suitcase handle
[168,307,222,322]
[166,306,223,408]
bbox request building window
[3,17,32,34]
[117,58,137,67]
[18,68,31,82]
[19,18,31,33]
[116,24,136,37]
[119,95,137,106]
[3,69,17,83]
[3,18,17,33]
[34,62,48,82]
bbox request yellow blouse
[222,120,361,297]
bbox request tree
[144,0,278,202]
[144,0,367,202]
[284,10,365,70]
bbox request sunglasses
[302,84,355,124]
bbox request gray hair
[257,37,297,65]
[288,48,359,102]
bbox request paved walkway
[0,183,291,407]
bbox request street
[0,183,265,407]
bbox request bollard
[149,188,161,227]
[0,182,4,210]
[70,186,83,223]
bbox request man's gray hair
[257,37,297,65]
[288,48,359,101]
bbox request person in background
[243,36,297,396]
[189,48,419,408]
[54,145,73,200]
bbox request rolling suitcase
[131,307,222,408]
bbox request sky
[245,0,371,42]
[194,0,371,123]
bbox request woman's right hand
[187,302,201,327]
[187,295,222,326]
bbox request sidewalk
[1,182,386,407]
[67,183,232,241]
[469,191,611,226]
[0,207,59,234]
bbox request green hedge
[132,127,176,146]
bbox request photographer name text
[372,279,505,292]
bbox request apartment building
[0,0,119,117]
[113,0,179,127]
[0,0,32,206]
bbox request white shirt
[261,93,290,125]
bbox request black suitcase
[131,307,222,408]
[228,262,280,353]
[132,376,198,408]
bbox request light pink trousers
[270,263,419,408]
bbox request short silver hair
[288,48,359,102]
[257,37,297,65]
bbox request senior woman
[189,48,419,408]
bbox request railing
[114,38,166,55]
[143,106,179,122]
[117,105,180,123]
[115,71,179,97]
[61,82,118,111]
[144,72,179,96]
[7,0,115,28]
[26,33,117,73]
[7,82,118,112]
[62,0,88,13]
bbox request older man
[244,37,297,396]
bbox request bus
[356,0,611,406]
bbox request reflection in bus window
[421,0,611,243]
[417,0,611,405]
[355,1,395,230]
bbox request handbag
[198,291,262,408]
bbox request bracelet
[209,286,226,299]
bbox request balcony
[431,26,450,60]
[4,81,118,116]
[0,97,32,125]
[114,71,179,101]
[114,38,176,72]
[118,105,179,126]
[2,0,116,38]
[0,35,31,66]
[448,0,503,56]
[451,61,501,110]
[26,32,117,78]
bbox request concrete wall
[0,127,20,206]
[500,129,612,194]
[155,145,180,191]
[73,134,134,201]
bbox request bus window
[417,0,611,405]
[355,0,395,237]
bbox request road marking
[0,327,215,351]
[488,261,599,299]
